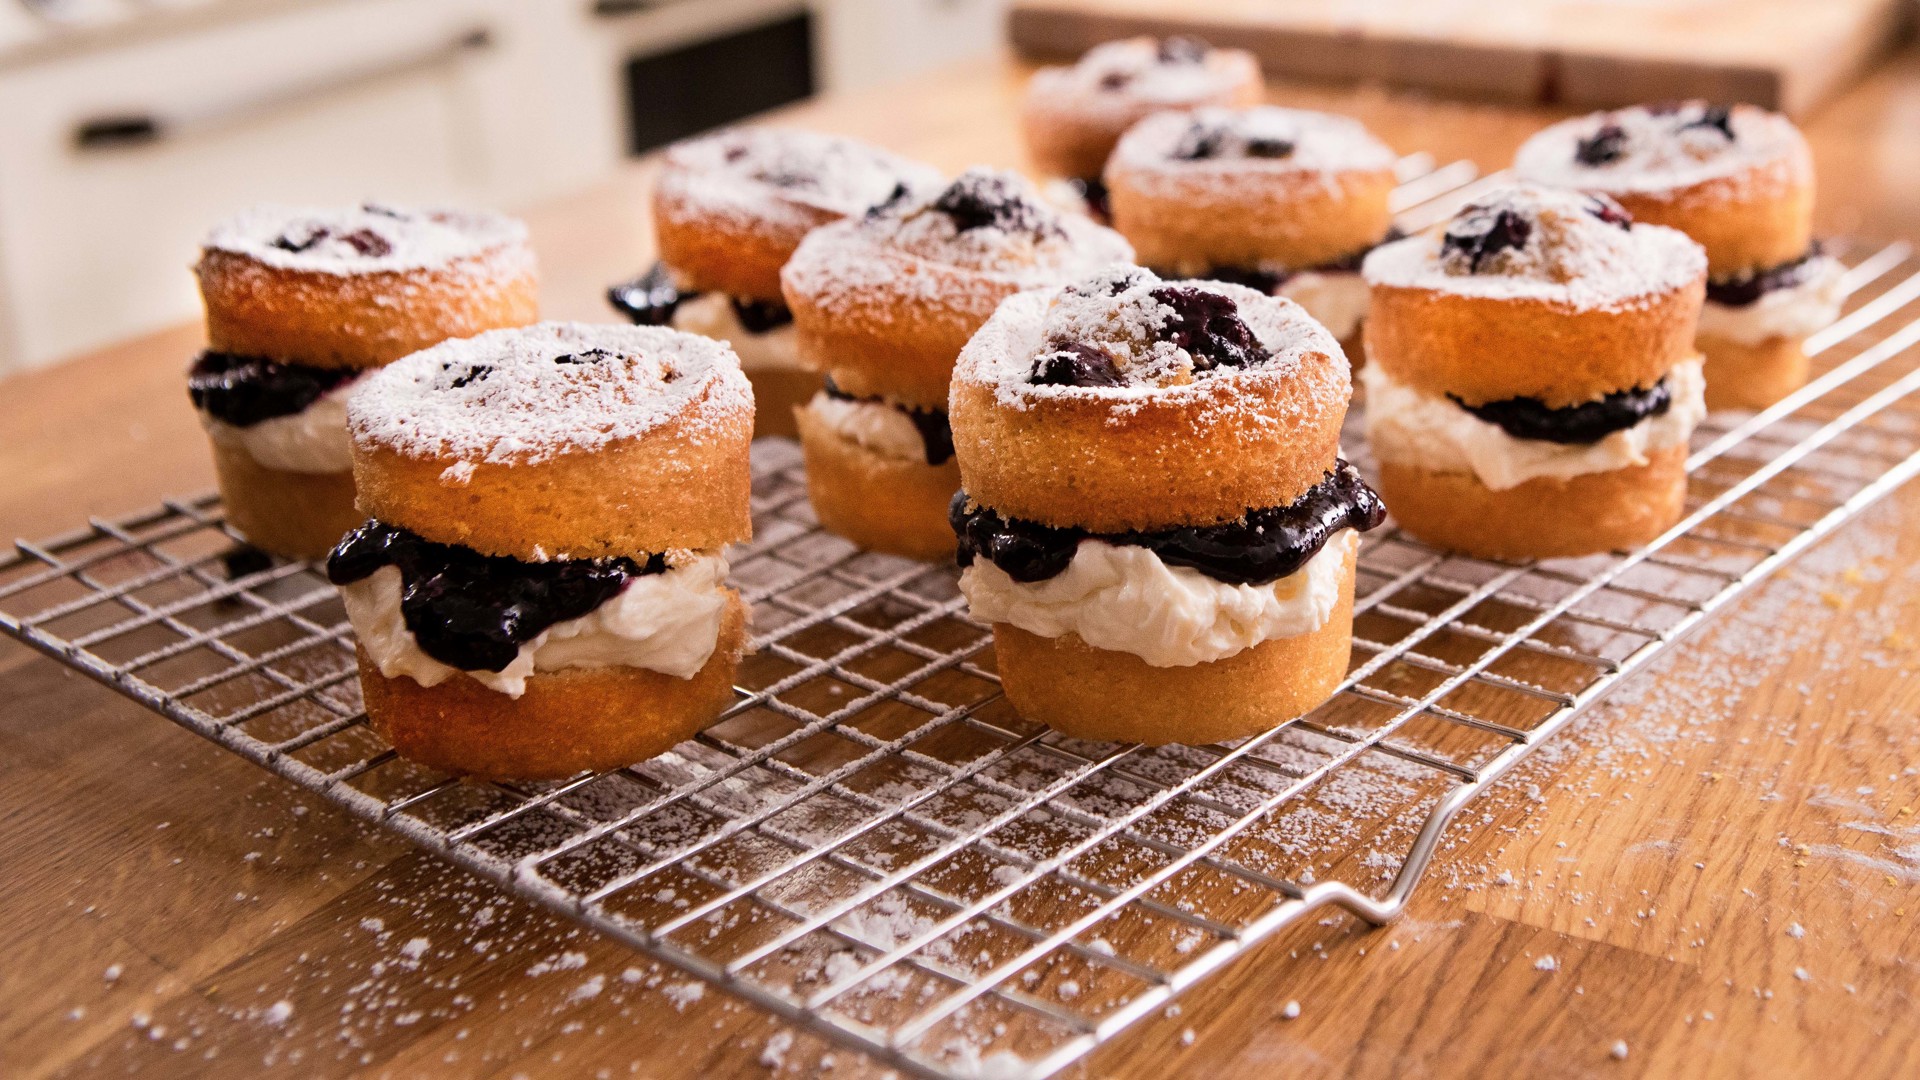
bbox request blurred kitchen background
[0,0,1912,377]
[0,0,1010,375]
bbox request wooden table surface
[4,46,1920,1080]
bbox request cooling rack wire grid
[5,158,1919,1079]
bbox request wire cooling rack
[4,160,1920,1079]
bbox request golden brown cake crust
[355,593,746,780]
[652,129,942,301]
[786,266,1007,412]
[1611,174,1813,280]
[1512,105,1816,278]
[779,173,1133,412]
[948,282,1351,532]
[353,399,753,561]
[348,323,755,560]
[793,406,961,561]
[210,443,362,561]
[1021,44,1264,180]
[949,363,1346,532]
[196,249,538,370]
[1376,444,1688,559]
[1108,164,1396,272]
[654,206,803,303]
[1364,280,1705,408]
[990,554,1354,745]
[1698,332,1810,412]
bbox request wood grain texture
[1008,0,1915,114]
[3,47,1920,1080]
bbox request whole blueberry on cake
[190,203,538,560]
[778,168,1132,560]
[948,266,1384,744]
[610,128,941,438]
[330,322,753,780]
[1102,105,1400,363]
[1514,101,1837,411]
[1360,185,1709,559]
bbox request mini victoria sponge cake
[1514,101,1838,411]
[949,266,1386,744]
[780,169,1132,560]
[1104,105,1399,357]
[190,203,538,559]
[331,322,754,779]
[1361,185,1709,559]
[1020,36,1263,219]
[612,128,944,438]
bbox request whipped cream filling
[1278,270,1371,341]
[1361,358,1705,491]
[960,531,1355,668]
[1699,256,1844,345]
[340,554,729,698]
[802,391,927,463]
[669,292,802,371]
[200,387,354,474]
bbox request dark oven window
[623,13,816,155]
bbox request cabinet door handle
[73,27,493,151]
[591,0,683,17]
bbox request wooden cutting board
[1008,0,1914,115]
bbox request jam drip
[328,520,665,674]
[607,262,792,332]
[951,460,1385,587]
[1453,381,1673,445]
[188,352,359,427]
[823,380,953,466]
[1705,246,1825,308]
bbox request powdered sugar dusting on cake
[1513,102,1811,196]
[957,269,1343,427]
[1026,37,1259,122]
[656,127,943,236]
[1109,106,1396,192]
[1362,184,1706,309]
[781,168,1133,313]
[204,202,530,276]
[349,322,751,464]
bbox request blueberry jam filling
[930,174,1061,238]
[188,352,359,427]
[823,380,954,466]
[607,263,683,326]
[327,519,665,674]
[607,262,792,332]
[951,460,1384,587]
[1452,381,1673,445]
[731,297,794,334]
[1574,122,1628,166]
[1066,176,1112,223]
[1031,343,1125,388]
[1705,245,1826,307]
[1152,285,1268,370]
[1442,206,1533,272]
[1171,121,1293,162]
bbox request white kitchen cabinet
[815,0,1008,92]
[0,0,621,374]
[0,0,1013,374]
